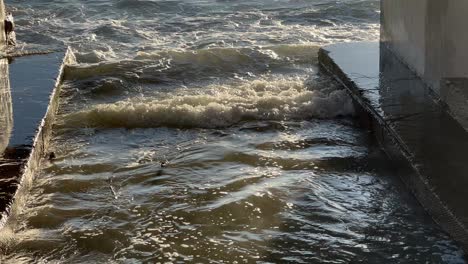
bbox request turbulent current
[1,0,466,263]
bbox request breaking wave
[60,77,354,129]
[64,45,320,82]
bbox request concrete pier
[318,0,468,253]
[319,42,468,252]
[0,0,75,228]
[0,50,74,228]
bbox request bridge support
[318,0,468,253]
[381,0,468,128]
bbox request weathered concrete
[319,42,468,252]
[0,0,5,51]
[0,0,6,48]
[381,0,427,77]
[0,58,12,155]
[0,49,74,228]
[0,0,77,229]
[381,0,468,130]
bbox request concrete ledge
[0,48,75,229]
[1,49,61,59]
[319,41,468,252]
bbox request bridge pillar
[381,0,468,128]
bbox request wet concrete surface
[8,53,66,147]
[0,52,67,226]
[0,59,12,155]
[319,41,468,252]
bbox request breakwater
[0,49,74,228]
[319,41,468,254]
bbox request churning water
[0,0,466,263]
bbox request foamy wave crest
[64,45,320,81]
[134,45,319,65]
[61,77,353,129]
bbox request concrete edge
[1,49,61,59]
[0,58,12,155]
[318,46,468,252]
[0,47,75,229]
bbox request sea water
[0,0,465,263]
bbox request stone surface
[319,41,468,252]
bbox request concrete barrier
[0,0,78,230]
[0,49,75,229]
[319,41,468,253]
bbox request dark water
[0,0,465,263]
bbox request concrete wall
[424,1,468,92]
[0,59,12,155]
[0,0,5,52]
[381,0,427,77]
[443,2,468,80]
[381,0,468,129]
[0,1,9,155]
[0,49,75,229]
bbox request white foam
[62,76,354,129]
